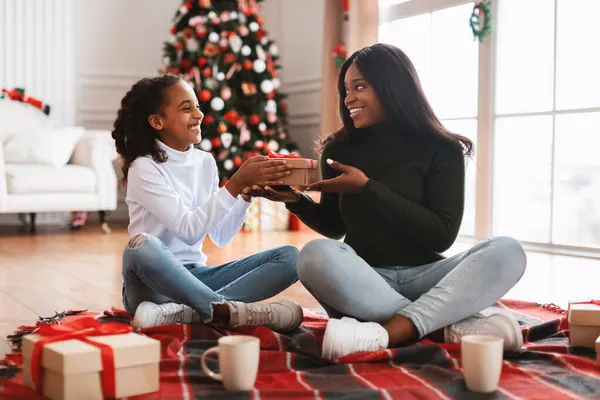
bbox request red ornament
[257,16,264,25]
[171,67,181,74]
[228,31,237,38]
[176,41,184,50]
[266,92,275,100]
[280,103,287,112]
[233,156,243,167]
[202,67,213,78]
[198,89,212,102]
[248,114,261,125]
[211,137,222,148]
[256,30,266,41]
[181,59,192,72]
[197,57,208,67]
[199,0,211,7]
[170,27,177,35]
[243,60,253,70]
[223,52,235,64]
[220,179,228,187]
[185,1,193,8]
[217,122,228,134]
[202,115,215,125]
[224,110,239,125]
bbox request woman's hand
[306,159,369,194]
[241,187,254,203]
[248,185,302,204]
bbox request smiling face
[148,80,204,151]
[343,63,387,129]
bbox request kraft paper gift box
[22,329,160,400]
[268,152,320,187]
[568,301,600,348]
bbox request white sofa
[0,98,118,233]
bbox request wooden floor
[1,223,599,358]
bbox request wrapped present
[568,300,600,348]
[257,197,289,231]
[268,151,320,187]
[22,318,160,400]
[243,198,260,232]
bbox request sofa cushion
[5,164,97,194]
[3,126,84,167]
[0,99,48,143]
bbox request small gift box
[22,318,160,400]
[268,151,320,186]
[568,300,600,348]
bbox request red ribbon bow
[268,151,302,159]
[31,318,133,399]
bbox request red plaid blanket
[2,300,599,399]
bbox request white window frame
[379,0,600,259]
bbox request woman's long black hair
[325,43,473,157]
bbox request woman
[250,43,527,359]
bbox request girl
[251,43,527,359]
[112,74,302,332]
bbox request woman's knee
[489,236,527,280]
[297,239,346,281]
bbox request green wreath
[470,0,492,43]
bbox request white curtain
[0,0,75,126]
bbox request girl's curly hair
[111,74,182,184]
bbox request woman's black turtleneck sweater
[286,121,466,267]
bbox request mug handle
[201,346,222,381]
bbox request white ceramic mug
[201,335,260,391]
[461,335,504,393]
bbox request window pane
[431,3,478,119]
[442,119,477,237]
[493,116,553,242]
[379,13,432,97]
[555,0,600,110]
[495,0,554,114]
[379,0,413,7]
[553,113,600,248]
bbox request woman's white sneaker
[132,301,199,329]
[444,311,523,351]
[321,317,389,360]
[227,300,303,332]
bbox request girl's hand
[249,185,302,204]
[306,159,369,194]
[226,156,292,197]
[241,187,254,203]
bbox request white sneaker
[321,317,389,360]
[133,301,199,329]
[227,300,303,332]
[444,311,523,351]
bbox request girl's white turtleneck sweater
[126,140,250,265]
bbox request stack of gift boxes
[567,300,600,361]
[21,318,160,400]
[244,152,320,233]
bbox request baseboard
[0,212,70,227]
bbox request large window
[379,0,600,252]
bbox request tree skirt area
[1,300,599,399]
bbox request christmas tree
[162,0,298,185]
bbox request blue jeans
[121,234,299,322]
[296,236,527,338]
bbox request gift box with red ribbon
[21,318,160,400]
[568,300,600,348]
[268,151,320,187]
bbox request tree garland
[470,0,492,43]
[332,0,349,67]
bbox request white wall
[74,0,181,129]
[260,0,325,158]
